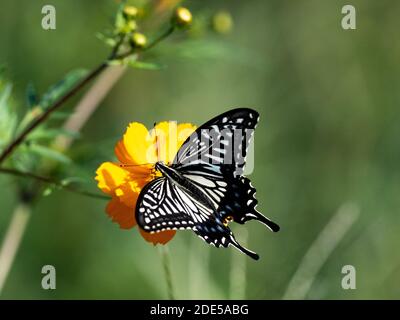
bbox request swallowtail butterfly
[136,108,279,260]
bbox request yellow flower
[95,121,196,245]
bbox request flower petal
[177,123,197,148]
[139,228,176,245]
[95,162,130,195]
[115,139,132,164]
[152,122,196,164]
[122,122,158,165]
[97,121,196,247]
[106,197,136,229]
[116,180,146,208]
[153,121,177,164]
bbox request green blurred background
[0,0,399,299]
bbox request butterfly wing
[175,165,279,232]
[136,108,278,259]
[135,176,259,259]
[173,108,259,177]
[135,175,214,233]
[217,176,280,232]
[172,108,279,231]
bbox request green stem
[0,167,109,200]
[158,246,175,300]
[0,61,108,165]
[0,203,31,294]
[0,25,175,166]
[282,203,360,300]
[146,26,175,51]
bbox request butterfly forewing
[173,108,259,177]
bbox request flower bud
[172,7,192,29]
[130,32,147,49]
[119,20,137,34]
[123,6,138,19]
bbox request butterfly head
[154,161,173,178]
[154,161,164,172]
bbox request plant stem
[282,202,360,300]
[0,62,108,165]
[0,25,175,166]
[0,167,109,200]
[146,26,175,51]
[113,26,175,60]
[187,237,224,299]
[0,203,31,294]
[53,66,127,151]
[0,20,177,295]
[158,246,175,300]
[0,63,122,293]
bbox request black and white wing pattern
[135,108,280,260]
[136,176,260,259]
[172,108,279,231]
[173,108,259,177]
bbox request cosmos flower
[95,121,196,245]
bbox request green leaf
[60,176,87,186]
[0,83,12,108]
[40,69,88,110]
[128,60,166,70]
[108,54,139,67]
[0,82,17,149]
[96,32,117,47]
[114,2,126,31]
[29,144,71,164]
[42,187,53,197]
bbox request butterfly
[135,108,279,260]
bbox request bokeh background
[0,0,399,299]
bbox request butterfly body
[155,162,217,211]
[136,108,279,260]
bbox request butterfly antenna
[119,163,153,168]
[229,235,259,260]
[253,212,280,232]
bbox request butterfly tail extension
[216,176,280,233]
[229,234,259,260]
[252,211,280,232]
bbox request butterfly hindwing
[136,177,197,233]
[135,175,259,259]
[192,218,260,260]
[217,175,280,232]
